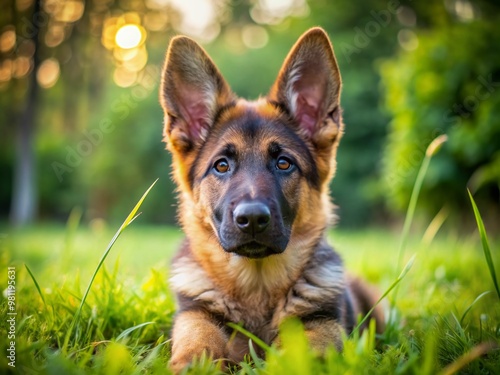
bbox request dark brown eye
[214,159,229,173]
[277,157,292,170]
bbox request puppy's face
[160,28,343,259]
[192,103,322,258]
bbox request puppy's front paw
[169,344,226,374]
[168,351,194,374]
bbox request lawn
[1,217,499,374]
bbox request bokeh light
[398,29,419,51]
[115,24,143,49]
[251,0,309,25]
[45,23,66,48]
[169,0,222,42]
[13,57,31,78]
[0,59,13,83]
[242,25,269,49]
[37,58,60,89]
[0,29,16,53]
[101,13,149,87]
[113,66,138,88]
[54,0,84,23]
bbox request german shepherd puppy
[160,27,384,373]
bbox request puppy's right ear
[160,36,234,153]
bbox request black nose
[233,201,271,234]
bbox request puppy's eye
[214,159,230,174]
[276,157,292,171]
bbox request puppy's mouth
[226,241,284,259]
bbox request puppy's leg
[303,319,345,353]
[169,310,228,373]
[348,276,386,334]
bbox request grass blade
[422,205,449,246]
[227,323,272,352]
[389,135,447,332]
[63,178,158,351]
[116,321,156,341]
[397,135,448,269]
[439,341,498,375]
[248,340,265,370]
[350,253,417,337]
[24,264,45,305]
[63,206,82,261]
[468,189,500,300]
[460,291,491,325]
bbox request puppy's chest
[170,252,345,341]
[170,258,283,333]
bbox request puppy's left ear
[269,28,342,149]
[160,36,235,154]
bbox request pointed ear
[160,36,235,153]
[269,28,342,148]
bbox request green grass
[1,222,499,374]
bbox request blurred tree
[9,0,41,226]
[380,1,500,225]
[0,0,172,225]
[1,0,97,225]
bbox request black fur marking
[268,142,281,158]
[267,100,291,117]
[343,290,356,334]
[212,102,237,126]
[222,143,237,159]
[241,118,261,140]
[176,292,229,327]
[187,161,196,189]
[299,301,342,323]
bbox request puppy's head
[160,28,343,260]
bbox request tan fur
[169,310,228,373]
[160,28,385,373]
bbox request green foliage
[380,20,500,220]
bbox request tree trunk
[10,0,41,226]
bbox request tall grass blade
[24,264,45,305]
[422,205,449,246]
[389,135,447,331]
[397,135,447,269]
[467,189,500,300]
[63,179,158,351]
[63,206,82,259]
[351,253,416,337]
[460,291,491,325]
